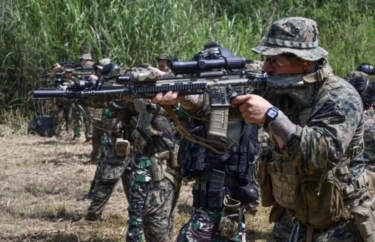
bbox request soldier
[233,17,368,241]
[156,53,172,73]
[83,72,132,220]
[90,58,111,162]
[150,42,260,241]
[52,68,75,139]
[152,17,369,242]
[356,63,375,78]
[124,66,182,242]
[348,76,375,172]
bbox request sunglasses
[263,55,299,67]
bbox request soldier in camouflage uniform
[153,17,370,242]
[52,69,75,139]
[90,58,112,162]
[348,75,375,173]
[124,68,182,242]
[84,101,132,221]
[156,53,172,73]
[151,42,260,242]
[234,17,368,242]
[69,53,95,142]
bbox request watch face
[268,108,278,118]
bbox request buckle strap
[343,171,368,195]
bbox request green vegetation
[0,0,374,120]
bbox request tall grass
[0,0,375,122]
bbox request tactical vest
[259,76,367,229]
[179,118,259,209]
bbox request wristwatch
[265,107,279,125]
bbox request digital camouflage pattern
[126,154,180,242]
[53,103,72,138]
[177,209,246,242]
[90,120,104,161]
[252,17,328,61]
[345,70,370,82]
[126,154,152,241]
[267,214,361,242]
[71,105,93,140]
[363,110,375,172]
[86,132,130,220]
[252,17,366,241]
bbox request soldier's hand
[147,66,167,78]
[53,63,62,71]
[151,91,181,105]
[53,104,59,111]
[89,74,98,81]
[232,94,273,124]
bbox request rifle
[34,57,265,153]
[34,57,305,153]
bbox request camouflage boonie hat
[252,17,328,61]
[96,58,111,70]
[80,53,93,60]
[156,53,170,61]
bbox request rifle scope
[170,56,246,73]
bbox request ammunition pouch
[193,169,228,210]
[115,138,131,156]
[218,195,242,238]
[258,158,274,207]
[294,172,350,229]
[350,170,375,242]
[170,143,180,168]
[150,151,169,182]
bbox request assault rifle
[34,57,266,153]
[34,57,306,153]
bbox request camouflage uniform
[251,17,366,242]
[174,45,260,242]
[86,102,131,220]
[126,101,181,242]
[53,98,72,138]
[72,57,95,141]
[363,110,375,172]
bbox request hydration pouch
[115,138,131,156]
[218,195,242,238]
[149,151,169,182]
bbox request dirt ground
[0,131,273,241]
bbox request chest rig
[179,117,259,210]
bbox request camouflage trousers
[72,105,93,139]
[86,135,131,219]
[177,208,246,242]
[86,156,131,219]
[267,213,361,242]
[53,104,72,137]
[91,120,105,161]
[126,154,181,242]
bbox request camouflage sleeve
[363,113,375,168]
[281,78,363,174]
